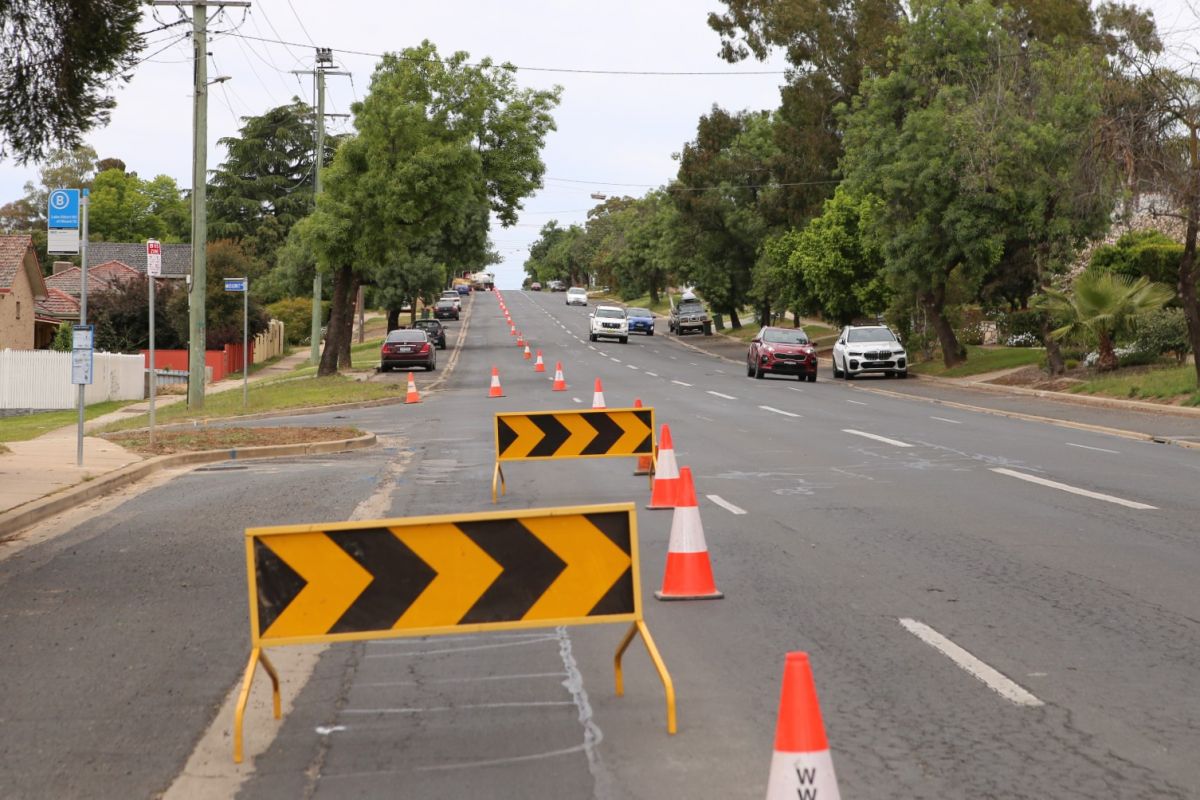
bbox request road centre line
[1065,442,1120,454]
[846,399,868,406]
[789,386,804,392]
[990,467,1156,510]
[931,416,962,424]
[759,405,801,418]
[627,364,639,370]
[706,494,747,515]
[572,397,582,404]
[899,619,1043,707]
[707,391,737,400]
[672,380,693,387]
[645,371,659,377]
[842,429,912,447]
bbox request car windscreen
[436,300,455,307]
[762,329,809,345]
[596,307,625,319]
[847,328,895,343]
[627,308,651,318]
[385,330,427,343]
[414,321,439,330]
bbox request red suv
[747,326,817,382]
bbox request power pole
[294,49,350,365]
[153,0,250,410]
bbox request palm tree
[1037,270,1175,371]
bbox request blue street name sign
[224,278,247,292]
[48,189,81,229]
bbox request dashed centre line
[645,371,659,377]
[931,416,962,424]
[846,400,868,406]
[672,380,693,387]
[1065,442,1119,454]
[990,468,1156,510]
[626,364,639,370]
[842,429,912,447]
[899,618,1044,707]
[706,494,747,515]
[707,391,737,400]
[759,405,801,418]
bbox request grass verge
[912,346,1046,378]
[1069,364,1200,405]
[96,374,404,433]
[0,400,140,443]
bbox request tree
[1090,230,1184,286]
[1038,269,1174,370]
[0,0,142,162]
[89,274,185,353]
[166,240,269,349]
[87,168,187,243]
[301,42,560,376]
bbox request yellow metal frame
[492,407,656,503]
[233,502,676,760]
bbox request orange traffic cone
[523,344,532,360]
[633,398,653,475]
[765,653,840,799]
[552,361,567,391]
[517,332,526,347]
[510,324,517,336]
[404,372,421,404]
[533,350,546,372]
[647,424,681,509]
[655,467,723,600]
[488,366,505,398]
[592,378,606,408]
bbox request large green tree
[88,167,188,243]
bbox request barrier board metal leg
[233,647,282,763]
[614,619,677,734]
[491,462,506,503]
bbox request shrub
[1090,230,1182,286]
[1005,332,1041,347]
[1135,308,1191,363]
[1082,344,1159,368]
[266,297,316,345]
[996,309,1047,341]
[50,322,72,352]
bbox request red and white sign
[146,239,162,277]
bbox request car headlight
[766,346,775,353]
[893,349,906,356]
[849,351,862,357]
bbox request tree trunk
[1180,216,1200,387]
[337,274,360,370]
[924,288,965,368]
[387,307,401,332]
[728,307,741,329]
[1040,316,1065,375]
[1096,329,1119,371]
[318,265,351,377]
[793,310,800,328]
[758,300,770,329]
[649,284,659,305]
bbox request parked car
[589,304,628,343]
[566,287,588,306]
[548,280,566,292]
[668,293,712,335]
[747,326,817,382]
[831,325,907,379]
[434,299,460,320]
[380,329,436,372]
[530,281,542,291]
[412,318,446,349]
[626,307,655,336]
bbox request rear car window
[386,330,427,343]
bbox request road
[2,289,1198,798]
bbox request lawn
[912,345,1046,378]
[1070,364,1200,405]
[96,374,404,433]
[0,399,140,443]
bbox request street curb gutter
[0,433,377,541]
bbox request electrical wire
[285,0,317,45]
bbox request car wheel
[843,368,852,380]
[807,373,817,383]
[746,360,754,377]
[703,323,713,336]
[832,358,843,379]
[754,362,765,379]
[797,372,805,381]
[620,337,628,344]
[648,328,654,336]
[380,364,390,373]
[428,361,436,371]
[897,370,908,379]
[589,333,596,342]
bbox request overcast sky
[2,1,1196,288]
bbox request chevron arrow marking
[581,411,624,455]
[558,412,599,456]
[258,532,373,640]
[528,414,571,457]
[611,410,653,455]
[497,414,546,459]
[391,523,503,629]
[519,515,632,620]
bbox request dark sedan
[380,329,436,372]
[412,318,446,349]
[747,326,817,381]
[626,307,655,335]
[433,299,460,320]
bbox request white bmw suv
[589,305,628,344]
[831,325,908,379]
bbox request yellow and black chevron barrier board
[245,503,640,647]
[495,407,655,461]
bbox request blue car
[626,308,655,336]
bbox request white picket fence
[0,350,145,411]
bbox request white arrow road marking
[990,467,1155,510]
[671,380,693,387]
[707,391,737,400]
[706,494,747,515]
[843,429,911,447]
[1065,442,1119,454]
[759,405,801,418]
[899,618,1043,707]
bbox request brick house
[0,235,50,350]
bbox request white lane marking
[315,725,346,735]
[588,345,597,351]
[572,397,582,404]
[671,380,693,387]
[789,386,804,392]
[714,369,725,374]
[645,372,659,377]
[842,429,911,447]
[899,618,1044,707]
[689,362,699,366]
[626,364,639,370]
[990,467,1156,510]
[846,399,868,406]
[610,357,621,363]
[759,405,801,418]
[1065,442,1120,454]
[707,391,737,400]
[706,494,747,515]
[931,416,962,424]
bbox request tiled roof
[0,234,35,291]
[87,241,191,278]
[36,287,80,319]
[45,260,145,297]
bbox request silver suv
[831,325,907,379]
[589,305,628,343]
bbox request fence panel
[0,350,145,410]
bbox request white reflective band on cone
[765,750,839,800]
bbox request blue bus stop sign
[48,189,80,229]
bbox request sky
[2,1,1197,289]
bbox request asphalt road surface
[2,289,1198,799]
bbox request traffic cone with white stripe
[523,344,532,360]
[552,361,567,391]
[488,366,505,398]
[646,424,681,509]
[510,323,517,336]
[533,350,546,372]
[765,653,840,800]
[592,378,606,408]
[517,332,526,347]
[404,372,421,404]
[655,467,723,600]
[633,398,653,475]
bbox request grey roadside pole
[146,239,162,447]
[77,191,89,466]
[224,276,249,408]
